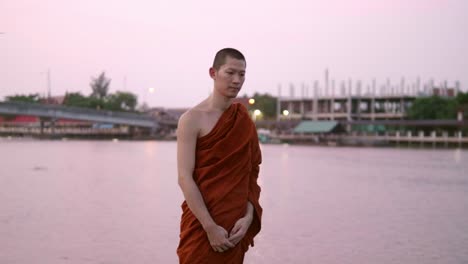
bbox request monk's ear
[209,67,217,79]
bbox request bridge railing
[0,101,154,121]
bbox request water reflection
[0,140,467,264]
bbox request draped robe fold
[177,103,262,264]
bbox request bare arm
[177,112,234,252]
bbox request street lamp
[282,110,290,116]
[142,87,155,106]
[253,109,262,121]
[249,98,255,105]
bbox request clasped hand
[205,216,252,253]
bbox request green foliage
[89,97,106,110]
[5,94,40,103]
[63,92,92,108]
[2,72,140,113]
[249,93,277,119]
[408,96,458,120]
[456,91,468,119]
[105,91,138,111]
[59,90,138,112]
[456,91,468,105]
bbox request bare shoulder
[179,105,203,126]
[177,104,206,138]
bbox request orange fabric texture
[177,103,262,264]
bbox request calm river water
[1,139,467,263]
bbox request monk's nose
[232,74,242,84]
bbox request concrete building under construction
[277,69,461,121]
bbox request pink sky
[1,0,467,108]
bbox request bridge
[0,101,166,129]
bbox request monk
[176,48,262,263]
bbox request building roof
[293,121,338,133]
[0,115,39,123]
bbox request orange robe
[177,103,262,264]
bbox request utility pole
[40,69,52,99]
[47,69,51,99]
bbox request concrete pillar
[371,79,376,121]
[419,131,424,147]
[277,84,282,122]
[340,81,346,96]
[416,77,421,95]
[51,118,56,136]
[313,81,319,120]
[347,80,352,121]
[443,131,448,147]
[288,83,294,97]
[40,119,45,135]
[386,78,391,95]
[400,98,404,119]
[324,68,329,98]
[301,83,305,98]
[400,77,405,96]
[444,80,448,97]
[356,81,362,120]
[331,79,335,120]
[429,79,434,95]
[459,131,462,147]
[300,100,305,117]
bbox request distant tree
[90,72,111,99]
[408,96,457,120]
[105,91,138,111]
[5,94,40,103]
[89,97,106,110]
[248,93,277,119]
[456,92,468,104]
[456,91,468,119]
[63,92,91,108]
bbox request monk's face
[210,56,246,99]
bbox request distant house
[0,94,91,127]
[40,95,66,105]
[146,107,188,122]
[0,115,39,126]
[293,121,344,134]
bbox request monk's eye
[226,72,234,75]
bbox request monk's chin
[224,92,239,99]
